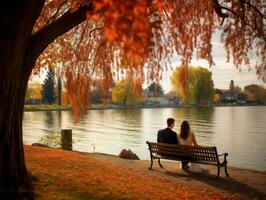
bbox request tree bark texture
[0,0,91,189]
[0,0,45,188]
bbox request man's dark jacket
[157,127,178,144]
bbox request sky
[156,33,266,93]
[159,57,265,93]
[34,32,265,92]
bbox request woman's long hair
[180,120,190,140]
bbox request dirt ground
[89,152,266,200]
[24,145,266,200]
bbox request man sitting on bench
[157,118,193,170]
[157,118,178,145]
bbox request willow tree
[0,0,265,190]
[112,80,144,105]
[171,66,215,104]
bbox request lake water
[23,106,266,172]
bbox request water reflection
[57,111,62,127]
[168,107,215,146]
[44,111,54,128]
[212,107,266,171]
[23,107,266,171]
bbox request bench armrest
[218,153,228,157]
[217,153,228,165]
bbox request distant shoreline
[23,104,70,112]
[24,103,266,112]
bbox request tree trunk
[123,93,128,105]
[0,25,32,188]
[0,0,45,189]
[0,72,29,189]
[0,0,91,190]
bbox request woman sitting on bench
[177,120,198,170]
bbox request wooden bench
[146,141,229,178]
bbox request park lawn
[24,104,70,111]
[25,145,236,200]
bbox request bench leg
[149,158,153,170]
[224,164,229,177]
[216,166,220,179]
[158,158,163,168]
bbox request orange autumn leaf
[25,145,238,200]
[32,0,266,122]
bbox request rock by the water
[31,143,49,147]
[119,149,140,160]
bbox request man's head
[167,118,175,129]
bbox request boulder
[119,149,140,160]
[31,143,49,147]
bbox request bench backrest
[147,141,218,162]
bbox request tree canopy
[112,80,143,105]
[171,66,215,104]
[35,0,266,114]
[0,0,265,190]
[244,84,266,102]
[25,83,42,101]
[147,82,164,97]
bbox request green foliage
[39,131,77,148]
[147,82,164,97]
[39,132,61,148]
[24,104,68,111]
[112,80,143,105]
[42,68,56,104]
[148,82,164,97]
[171,66,215,104]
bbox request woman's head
[180,120,190,140]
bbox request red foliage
[33,0,266,120]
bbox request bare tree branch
[89,27,103,36]
[24,2,93,73]
[242,0,266,19]
[212,0,229,18]
[220,5,238,16]
[46,0,68,26]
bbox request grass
[24,104,70,111]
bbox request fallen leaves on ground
[25,145,237,200]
